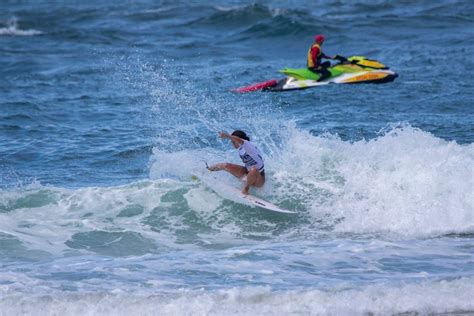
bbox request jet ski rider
[208,130,265,195]
[307,34,335,82]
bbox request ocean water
[1,1,473,315]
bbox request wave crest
[0,18,42,36]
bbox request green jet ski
[234,56,398,93]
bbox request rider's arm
[314,46,334,60]
[322,53,334,59]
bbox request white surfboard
[192,172,296,214]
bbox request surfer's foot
[241,185,250,195]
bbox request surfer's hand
[219,131,229,139]
[208,163,223,171]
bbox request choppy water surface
[1,1,473,315]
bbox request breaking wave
[0,18,42,36]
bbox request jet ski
[234,56,398,93]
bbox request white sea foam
[0,180,192,256]
[0,18,42,36]
[310,125,473,236]
[0,277,473,316]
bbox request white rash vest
[238,140,264,172]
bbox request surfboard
[192,173,296,214]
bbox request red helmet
[315,34,325,43]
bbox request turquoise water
[1,1,473,315]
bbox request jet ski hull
[264,70,398,92]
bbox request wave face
[1,0,473,314]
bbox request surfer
[307,34,335,82]
[208,130,265,195]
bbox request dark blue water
[1,1,473,314]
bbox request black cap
[231,130,250,141]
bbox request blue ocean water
[1,1,473,314]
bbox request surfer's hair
[232,130,250,141]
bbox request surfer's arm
[208,163,226,171]
[219,131,244,145]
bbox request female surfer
[208,130,265,195]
